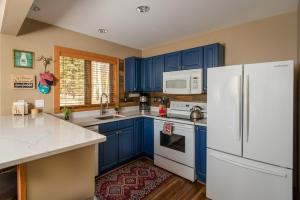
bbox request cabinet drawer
[99,122,118,133]
[118,119,134,129]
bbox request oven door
[154,120,195,167]
[163,74,191,94]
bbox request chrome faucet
[100,93,109,116]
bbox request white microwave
[163,69,203,94]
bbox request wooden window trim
[54,46,120,113]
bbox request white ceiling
[27,0,298,50]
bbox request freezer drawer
[206,149,292,200]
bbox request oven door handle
[160,123,194,130]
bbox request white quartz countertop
[68,110,207,128]
[0,113,106,170]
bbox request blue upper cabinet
[203,43,225,92]
[152,55,164,91]
[182,47,204,70]
[141,58,153,92]
[164,51,182,72]
[195,125,207,183]
[143,118,154,158]
[125,43,224,93]
[125,57,141,92]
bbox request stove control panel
[169,101,207,113]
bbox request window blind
[60,56,85,106]
[59,56,114,107]
[91,61,113,104]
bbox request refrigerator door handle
[245,75,250,142]
[211,152,287,178]
[238,75,243,141]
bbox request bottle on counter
[158,97,169,117]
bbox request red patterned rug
[95,158,173,200]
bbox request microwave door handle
[186,75,192,94]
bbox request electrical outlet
[35,99,44,108]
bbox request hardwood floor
[140,157,208,200]
[145,175,208,200]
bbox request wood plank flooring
[140,157,208,200]
[144,175,208,200]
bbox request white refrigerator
[206,60,294,200]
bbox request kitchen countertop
[0,113,106,170]
[68,110,207,127]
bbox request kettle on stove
[190,106,204,121]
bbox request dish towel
[163,122,172,135]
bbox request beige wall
[0,18,141,115]
[0,13,298,115]
[142,12,297,66]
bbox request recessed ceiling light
[136,5,150,13]
[98,28,108,33]
[32,5,41,12]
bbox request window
[60,57,85,106]
[54,46,119,113]
[91,61,111,104]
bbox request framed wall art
[13,49,34,68]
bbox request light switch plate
[35,99,44,108]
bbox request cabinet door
[99,131,118,173]
[164,52,182,72]
[125,57,135,92]
[152,55,164,91]
[141,58,152,92]
[134,58,142,91]
[118,127,134,163]
[125,57,141,92]
[203,44,225,92]
[133,118,144,156]
[195,126,207,183]
[143,118,154,158]
[182,47,203,70]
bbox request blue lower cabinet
[99,131,118,173]
[99,117,155,174]
[133,118,144,156]
[118,127,134,163]
[143,118,154,158]
[195,125,207,183]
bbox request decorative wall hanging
[37,56,53,94]
[11,75,36,89]
[14,50,34,68]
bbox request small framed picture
[14,49,34,68]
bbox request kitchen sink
[95,115,125,120]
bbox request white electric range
[154,101,206,181]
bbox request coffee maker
[139,95,150,112]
